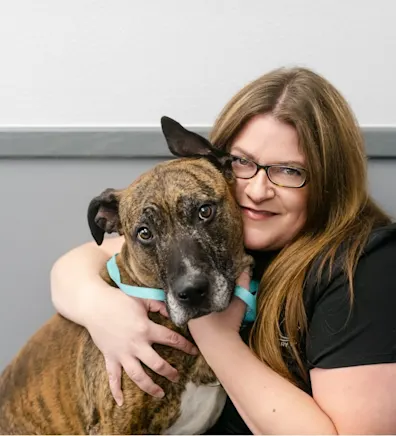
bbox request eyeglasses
[228,154,309,188]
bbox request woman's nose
[244,169,275,203]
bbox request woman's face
[230,113,308,251]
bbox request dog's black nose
[174,276,209,307]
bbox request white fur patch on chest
[164,381,227,435]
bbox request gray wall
[1,156,396,372]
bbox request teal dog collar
[107,254,258,323]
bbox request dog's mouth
[166,272,234,327]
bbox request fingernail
[155,389,165,399]
[191,346,199,355]
[172,374,180,383]
[116,397,124,407]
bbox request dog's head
[87,117,252,326]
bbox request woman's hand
[86,286,199,405]
[188,270,250,340]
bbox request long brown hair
[209,66,391,386]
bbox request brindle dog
[0,117,252,435]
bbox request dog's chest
[164,381,226,435]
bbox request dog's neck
[100,245,159,287]
[100,252,133,288]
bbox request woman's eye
[281,167,301,176]
[137,227,153,241]
[237,158,250,166]
[198,205,213,220]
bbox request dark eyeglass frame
[228,154,309,188]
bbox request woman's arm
[50,236,124,325]
[189,300,337,435]
[191,316,396,434]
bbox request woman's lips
[241,206,277,221]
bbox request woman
[51,67,396,434]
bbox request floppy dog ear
[161,116,226,159]
[87,188,122,245]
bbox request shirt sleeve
[306,235,396,369]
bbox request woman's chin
[244,232,276,251]
[244,235,269,251]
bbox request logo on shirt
[280,333,289,348]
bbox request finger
[237,270,251,289]
[122,357,165,398]
[150,323,199,355]
[146,299,169,318]
[231,295,247,311]
[138,346,179,383]
[104,357,124,406]
[158,304,169,318]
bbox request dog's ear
[161,116,218,158]
[161,116,234,181]
[87,188,122,245]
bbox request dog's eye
[137,227,153,241]
[198,205,213,220]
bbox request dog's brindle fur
[0,118,252,435]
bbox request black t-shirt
[207,223,396,435]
